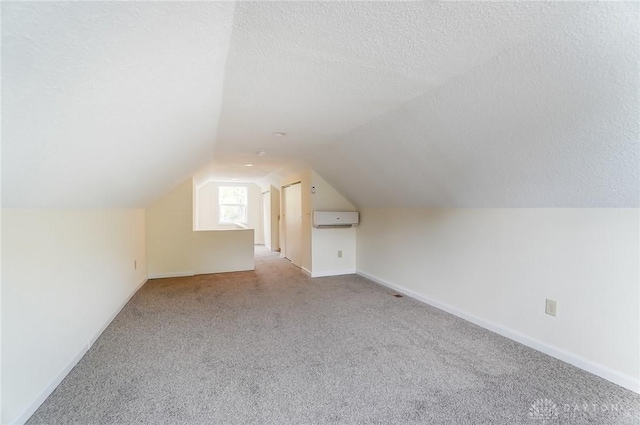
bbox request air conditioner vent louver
[313,211,359,228]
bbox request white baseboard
[10,343,88,425]
[88,277,147,348]
[356,269,640,394]
[10,277,148,425]
[196,267,255,275]
[311,269,356,278]
[301,267,356,278]
[147,271,195,279]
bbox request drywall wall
[1,208,147,424]
[311,228,356,278]
[356,208,640,392]
[146,179,254,278]
[278,169,357,277]
[195,182,217,231]
[147,180,194,276]
[192,230,254,275]
[194,181,263,244]
[310,171,357,277]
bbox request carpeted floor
[27,247,639,424]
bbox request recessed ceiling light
[256,150,267,156]
[231,178,238,181]
[245,163,254,167]
[273,132,286,137]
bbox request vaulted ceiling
[2,2,235,207]
[2,2,638,208]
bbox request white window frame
[218,186,248,225]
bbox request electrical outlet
[545,299,557,317]
[337,250,343,258]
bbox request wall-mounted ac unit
[313,211,359,228]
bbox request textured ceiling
[2,2,638,208]
[214,1,561,179]
[2,2,235,207]
[307,3,640,207]
[217,1,639,207]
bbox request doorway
[262,190,271,249]
[283,182,302,267]
[261,186,281,253]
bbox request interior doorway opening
[282,182,302,267]
[261,186,280,255]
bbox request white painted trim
[356,269,640,394]
[311,269,356,278]
[195,267,255,275]
[88,278,147,347]
[301,267,312,276]
[11,344,88,425]
[147,271,195,279]
[11,277,149,425]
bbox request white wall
[148,180,195,276]
[147,179,255,278]
[356,208,640,392]
[310,171,357,277]
[195,183,217,231]
[278,169,357,277]
[311,227,356,277]
[256,173,282,194]
[1,208,147,424]
[192,230,255,275]
[194,181,263,244]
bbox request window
[219,186,248,224]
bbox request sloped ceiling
[217,1,639,207]
[2,2,638,208]
[2,2,235,207]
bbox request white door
[262,191,271,250]
[283,183,302,267]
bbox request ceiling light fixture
[245,163,254,167]
[256,150,267,156]
[273,132,286,137]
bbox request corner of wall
[355,207,640,393]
